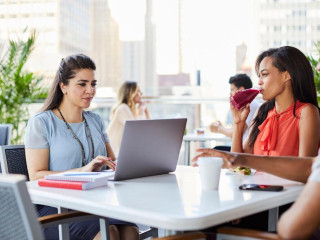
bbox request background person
[107,81,150,157]
[25,54,139,240]
[231,46,320,157]
[210,73,261,142]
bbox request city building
[121,41,145,86]
[119,0,157,96]
[0,0,90,82]
[236,42,252,76]
[0,0,121,89]
[158,73,191,95]
[144,0,157,96]
[256,0,320,55]
[90,0,121,90]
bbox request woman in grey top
[25,54,139,240]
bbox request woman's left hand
[191,148,239,169]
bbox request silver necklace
[58,108,95,166]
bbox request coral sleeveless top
[253,100,309,156]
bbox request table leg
[164,229,183,237]
[184,141,190,165]
[58,207,70,240]
[99,218,110,240]
[268,207,279,232]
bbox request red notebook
[38,179,108,190]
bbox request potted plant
[307,41,320,104]
[0,30,48,144]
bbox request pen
[63,172,101,176]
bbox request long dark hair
[41,54,96,111]
[248,46,319,148]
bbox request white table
[183,133,232,165]
[27,166,303,239]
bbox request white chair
[0,174,104,240]
[0,145,28,178]
[0,124,12,146]
[0,145,158,239]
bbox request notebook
[38,179,108,190]
[108,118,187,181]
[44,171,111,182]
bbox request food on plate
[229,166,252,175]
[196,128,205,135]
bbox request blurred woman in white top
[107,81,150,156]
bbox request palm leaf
[307,42,320,105]
[0,29,48,144]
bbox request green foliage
[0,30,48,144]
[307,41,320,105]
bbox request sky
[109,0,256,98]
[109,0,146,41]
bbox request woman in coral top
[231,46,320,157]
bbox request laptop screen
[113,118,187,181]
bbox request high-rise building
[236,42,247,72]
[59,1,91,55]
[121,41,145,85]
[0,0,121,89]
[90,0,121,89]
[236,42,252,76]
[120,0,156,96]
[144,0,157,96]
[256,0,320,55]
[0,0,91,81]
[177,0,192,76]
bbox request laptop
[106,118,187,181]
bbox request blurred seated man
[210,73,261,142]
[192,149,320,240]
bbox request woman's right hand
[81,156,116,172]
[230,92,250,125]
[138,102,150,119]
[210,121,222,133]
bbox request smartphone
[239,184,283,191]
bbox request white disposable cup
[198,157,223,190]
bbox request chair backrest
[0,124,12,146]
[0,174,44,240]
[0,145,29,180]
